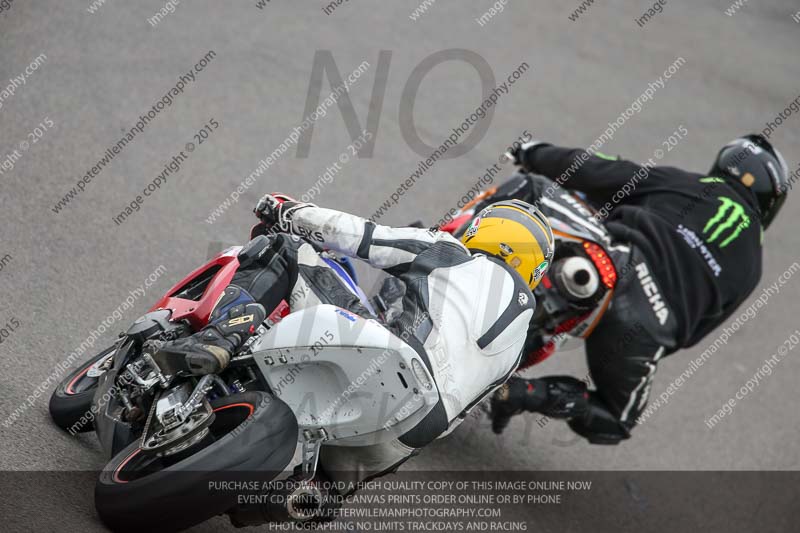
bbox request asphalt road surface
[1,1,799,531]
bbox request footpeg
[300,428,328,481]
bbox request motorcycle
[438,169,619,368]
[48,172,618,530]
[49,221,438,531]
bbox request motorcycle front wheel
[48,345,116,433]
[94,390,298,532]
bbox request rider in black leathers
[489,134,790,443]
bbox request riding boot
[152,285,266,376]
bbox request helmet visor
[761,191,786,229]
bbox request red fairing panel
[439,213,473,235]
[149,250,241,330]
[149,247,291,331]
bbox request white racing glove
[253,193,315,233]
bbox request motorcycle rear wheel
[95,390,298,532]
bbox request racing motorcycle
[438,169,619,368]
[49,221,440,531]
[48,173,618,531]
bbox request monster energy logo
[703,196,750,247]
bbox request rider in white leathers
[154,194,554,490]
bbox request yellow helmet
[460,200,554,290]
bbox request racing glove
[254,193,315,233]
[509,139,551,173]
[490,375,589,434]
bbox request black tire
[95,391,298,532]
[48,346,116,433]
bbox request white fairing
[250,305,439,446]
[249,205,534,454]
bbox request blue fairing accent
[337,256,359,284]
[323,257,357,291]
[323,257,376,316]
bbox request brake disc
[140,393,215,457]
